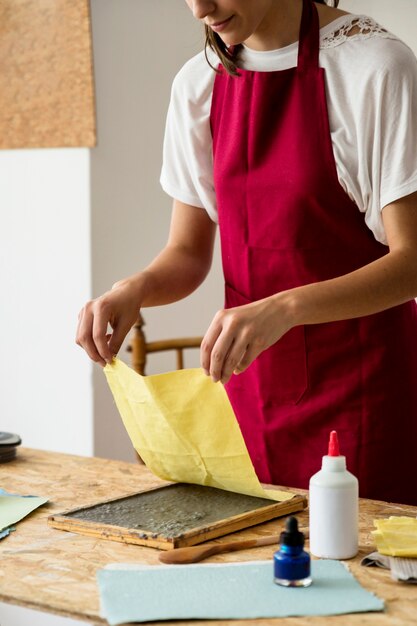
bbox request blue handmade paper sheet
[97,559,384,625]
[0,488,48,538]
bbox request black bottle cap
[0,432,21,463]
[0,432,21,447]
[279,516,305,547]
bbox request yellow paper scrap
[372,516,417,557]
[104,358,293,502]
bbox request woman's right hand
[76,276,143,366]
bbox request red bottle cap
[328,430,340,456]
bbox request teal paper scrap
[0,488,48,534]
[97,559,384,625]
[0,526,15,540]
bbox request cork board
[0,0,96,149]
[48,483,307,549]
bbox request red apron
[210,0,417,504]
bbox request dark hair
[204,0,340,76]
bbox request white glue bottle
[309,430,358,559]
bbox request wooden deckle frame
[48,483,307,550]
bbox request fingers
[107,321,133,356]
[200,314,227,379]
[76,305,107,366]
[201,308,262,384]
[219,337,249,384]
[233,344,260,375]
[201,310,240,383]
[76,299,114,366]
[92,303,114,364]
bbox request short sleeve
[357,39,417,243]
[159,52,218,222]
[320,31,417,245]
[377,42,417,209]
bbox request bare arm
[76,200,216,365]
[202,191,417,383]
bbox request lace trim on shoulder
[320,15,396,49]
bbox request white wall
[0,148,93,456]
[0,148,92,626]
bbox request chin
[219,26,252,48]
[220,34,245,47]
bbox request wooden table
[0,448,416,625]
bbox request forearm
[113,201,216,309]
[279,248,417,327]
[122,242,213,308]
[202,247,417,384]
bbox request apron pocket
[255,326,308,406]
[224,283,308,405]
[224,282,252,309]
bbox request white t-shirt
[160,14,417,245]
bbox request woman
[77,1,417,504]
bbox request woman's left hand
[200,294,292,384]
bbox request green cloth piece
[0,489,48,531]
[97,560,384,625]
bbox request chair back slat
[128,314,202,375]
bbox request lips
[207,15,234,32]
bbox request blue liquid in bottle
[274,516,312,587]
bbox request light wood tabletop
[0,448,416,625]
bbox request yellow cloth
[104,358,293,502]
[372,516,417,557]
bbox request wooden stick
[158,536,279,564]
[159,526,310,564]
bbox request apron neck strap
[297,0,320,71]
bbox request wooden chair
[127,312,203,375]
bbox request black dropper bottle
[273,516,312,587]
